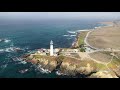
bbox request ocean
[0,19,106,78]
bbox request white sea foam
[56,71,62,75]
[63,35,69,37]
[63,34,76,37]
[0,48,12,53]
[94,26,103,29]
[0,46,24,54]
[56,71,66,76]
[67,31,76,34]
[0,49,4,52]
[13,57,23,61]
[70,35,76,37]
[12,57,19,61]
[1,64,8,69]
[12,57,27,65]
[4,39,11,43]
[76,29,90,32]
[37,65,51,74]
[19,69,28,74]
[40,68,51,74]
[5,47,15,52]
[19,60,27,64]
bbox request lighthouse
[50,40,54,56]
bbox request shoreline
[22,21,120,78]
[86,21,120,50]
[71,21,114,48]
[71,29,92,48]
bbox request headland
[22,20,120,78]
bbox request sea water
[0,19,107,78]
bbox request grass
[96,63,107,70]
[107,57,120,69]
[80,47,86,52]
[87,26,120,49]
[112,57,120,65]
[33,55,42,59]
[57,55,65,62]
[31,54,57,61]
[78,37,84,46]
[79,59,108,71]
[78,31,88,46]
[89,51,112,63]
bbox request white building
[50,40,54,56]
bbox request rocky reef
[22,54,119,78]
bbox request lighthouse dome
[50,40,53,44]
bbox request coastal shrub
[79,44,84,48]
[80,48,85,52]
[57,55,65,62]
[46,53,50,56]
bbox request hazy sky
[0,12,120,20]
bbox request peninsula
[22,20,120,78]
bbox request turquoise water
[0,19,106,78]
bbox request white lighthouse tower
[50,40,54,56]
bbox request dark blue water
[0,19,106,78]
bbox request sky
[0,12,120,20]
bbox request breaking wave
[63,34,76,37]
[4,39,11,43]
[36,64,51,74]
[0,64,8,69]
[12,57,27,64]
[67,31,76,34]
[18,60,27,64]
[0,38,11,43]
[56,71,66,76]
[19,69,29,74]
[0,47,24,53]
[63,35,69,37]
[70,35,76,37]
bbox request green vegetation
[76,31,88,51]
[112,57,120,64]
[57,55,65,61]
[78,31,88,46]
[80,47,86,52]
[33,55,42,59]
[96,63,107,70]
[77,59,107,71]
[78,36,84,46]
[46,53,50,56]
[57,55,65,62]
[107,55,120,69]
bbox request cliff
[23,54,118,78]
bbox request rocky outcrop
[59,60,97,76]
[71,32,80,48]
[109,66,120,78]
[24,54,119,78]
[38,59,57,71]
[89,71,118,78]
[25,55,58,72]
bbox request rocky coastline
[22,54,118,78]
[71,32,80,48]
[21,21,120,78]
